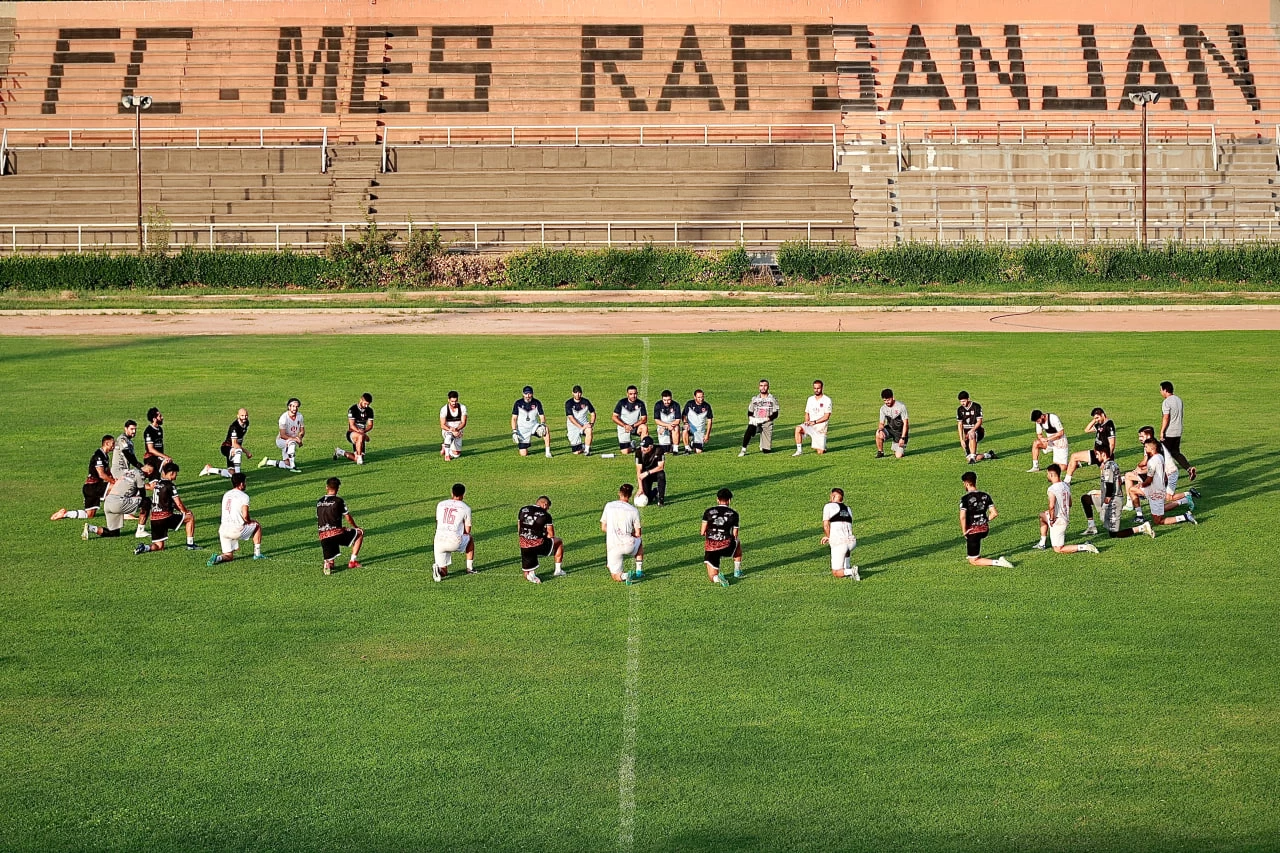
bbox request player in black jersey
[653,390,683,453]
[134,463,197,554]
[1064,407,1117,484]
[142,407,172,473]
[517,496,564,584]
[317,477,365,574]
[958,472,1014,567]
[52,435,115,521]
[201,409,251,478]
[335,393,375,465]
[956,392,994,463]
[701,488,741,587]
[635,437,667,506]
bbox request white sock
[254,543,262,556]
[555,561,562,571]
[466,558,474,570]
[218,468,232,478]
[67,510,89,519]
[635,560,643,574]
[137,523,145,532]
[734,559,741,571]
[710,573,720,584]
[1037,536,1047,547]
[1064,475,1072,484]
[187,535,194,546]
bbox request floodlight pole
[1128,90,1159,247]
[122,95,152,252]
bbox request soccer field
[4,331,1279,852]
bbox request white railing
[0,219,851,254]
[380,124,840,173]
[0,126,331,174]
[891,121,1221,172]
[901,216,1280,244]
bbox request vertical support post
[135,104,144,253]
[1141,100,1149,246]
[275,224,280,251]
[77,224,82,253]
[474,222,479,251]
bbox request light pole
[1128,90,1160,246]
[121,95,153,252]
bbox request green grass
[3,332,1279,852]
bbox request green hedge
[776,241,1280,287]
[0,249,330,290]
[506,245,751,289]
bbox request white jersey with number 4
[278,411,305,439]
[435,499,472,546]
[601,500,641,548]
[219,488,250,538]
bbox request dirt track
[2,305,1279,335]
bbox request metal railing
[380,124,840,172]
[892,122,1220,171]
[0,218,851,254]
[0,126,331,174]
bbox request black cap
[523,385,534,394]
[640,436,654,448]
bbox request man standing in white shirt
[433,483,475,581]
[1034,464,1098,554]
[208,473,265,564]
[601,483,644,584]
[1027,409,1067,473]
[876,389,910,458]
[259,398,305,472]
[820,488,859,579]
[793,379,832,456]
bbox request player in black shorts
[201,409,252,478]
[635,437,667,506]
[958,471,1013,567]
[1065,407,1116,484]
[517,496,564,584]
[335,393,375,465]
[317,477,365,574]
[701,488,741,587]
[52,434,115,521]
[142,407,172,473]
[134,463,197,553]
[956,391,993,463]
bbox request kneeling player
[209,473,265,564]
[84,461,154,540]
[134,463,197,554]
[701,488,741,586]
[601,484,644,583]
[1035,465,1098,554]
[958,472,1014,567]
[335,393,374,465]
[1132,438,1198,529]
[201,408,251,478]
[260,398,305,472]
[681,390,713,453]
[1081,446,1155,540]
[876,390,909,458]
[440,391,467,460]
[512,386,552,458]
[317,477,364,574]
[956,392,990,463]
[518,496,564,584]
[433,483,475,581]
[53,435,115,521]
[1064,408,1116,484]
[565,386,596,456]
[821,488,860,579]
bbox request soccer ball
[635,493,650,507]
[534,424,548,438]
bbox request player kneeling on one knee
[318,476,364,575]
[1036,464,1098,554]
[433,483,475,581]
[601,483,644,583]
[1080,446,1156,540]
[701,488,741,587]
[959,472,1014,568]
[518,495,565,584]
[135,463,197,554]
[821,488,860,579]
[209,472,265,564]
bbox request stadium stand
[1,1,1279,250]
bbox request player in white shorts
[565,385,596,455]
[259,398,305,472]
[1029,409,1068,472]
[512,386,552,458]
[440,391,468,460]
[1035,464,1097,554]
[1132,439,1198,529]
[794,379,832,456]
[612,386,648,454]
[821,487,860,579]
[432,483,475,581]
[681,389,713,453]
[600,483,644,583]
[1136,425,1198,511]
[208,473,264,564]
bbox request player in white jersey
[793,379,833,456]
[600,483,644,583]
[432,483,475,581]
[876,389,909,458]
[1028,409,1068,473]
[259,398,305,472]
[1131,439,1198,529]
[565,385,596,455]
[1034,464,1098,554]
[820,487,860,579]
[439,391,468,460]
[208,473,264,564]
[681,389,713,453]
[1135,425,1198,512]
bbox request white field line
[618,335,649,851]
